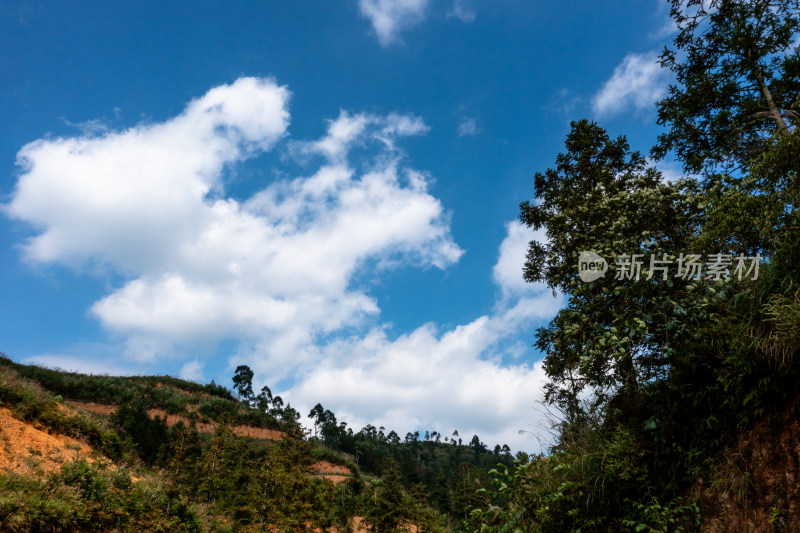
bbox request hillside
[698,396,800,531]
[5,354,800,532]
[0,355,511,532]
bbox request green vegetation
[0,356,287,430]
[306,402,517,527]
[470,0,800,530]
[0,360,127,460]
[0,356,511,531]
[2,1,798,530]
[1,461,202,533]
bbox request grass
[0,355,283,431]
[0,460,203,532]
[0,363,128,461]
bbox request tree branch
[753,67,789,132]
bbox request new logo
[578,251,608,282]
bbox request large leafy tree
[232,364,255,402]
[652,0,800,378]
[477,1,800,529]
[653,0,799,175]
[653,0,800,259]
[524,0,800,417]
[520,120,705,414]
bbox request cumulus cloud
[6,78,562,451]
[493,221,544,298]
[457,117,480,137]
[447,0,475,23]
[592,52,669,117]
[284,221,563,451]
[5,78,462,369]
[179,360,205,382]
[358,0,430,46]
[7,77,290,272]
[288,318,551,451]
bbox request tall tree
[308,403,325,438]
[255,385,272,413]
[520,120,704,413]
[232,364,255,402]
[653,0,800,257]
[479,2,800,530]
[365,460,410,532]
[653,0,799,174]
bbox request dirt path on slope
[68,401,285,440]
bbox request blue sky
[1,0,681,450]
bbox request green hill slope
[0,355,510,532]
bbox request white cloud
[283,221,563,451]
[493,221,544,298]
[447,0,475,23]
[380,112,430,140]
[6,79,563,451]
[358,0,430,46]
[5,78,461,371]
[288,319,551,451]
[592,52,669,117]
[179,359,205,382]
[457,116,480,137]
[6,77,289,272]
[296,111,372,163]
[291,110,429,163]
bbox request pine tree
[366,460,410,532]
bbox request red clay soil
[308,459,352,485]
[309,459,350,475]
[0,407,99,475]
[68,401,116,416]
[321,517,420,533]
[68,401,285,440]
[699,397,800,532]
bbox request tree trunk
[754,67,789,133]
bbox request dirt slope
[0,407,98,475]
[308,459,352,484]
[700,398,800,532]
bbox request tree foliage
[520,119,705,413]
[474,0,800,530]
[653,0,799,174]
[232,364,255,402]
